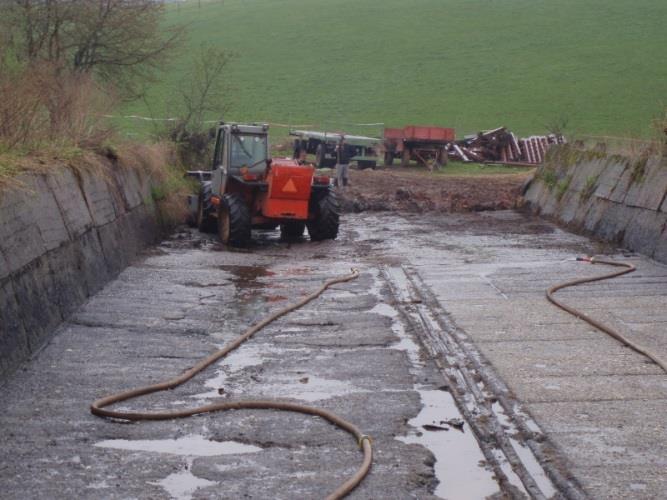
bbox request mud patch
[339,168,530,213]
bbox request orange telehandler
[187,122,339,247]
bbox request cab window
[230,134,267,169]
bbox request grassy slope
[122,0,667,140]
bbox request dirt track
[338,167,532,213]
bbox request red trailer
[383,125,455,169]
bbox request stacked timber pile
[450,127,566,165]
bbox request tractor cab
[212,123,269,177]
[187,122,340,247]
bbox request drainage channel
[383,265,562,500]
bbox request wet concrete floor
[0,210,665,499]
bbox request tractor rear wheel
[218,193,251,247]
[307,190,340,241]
[280,221,306,240]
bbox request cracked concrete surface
[1,210,666,499]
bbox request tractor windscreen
[230,134,267,171]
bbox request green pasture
[117,0,667,141]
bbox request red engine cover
[262,159,314,219]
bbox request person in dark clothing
[335,136,351,188]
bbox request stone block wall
[524,145,667,263]
[0,163,160,381]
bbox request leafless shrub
[162,45,233,167]
[0,61,115,150]
[544,115,570,136]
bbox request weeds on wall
[555,176,572,201]
[630,155,650,185]
[580,175,599,201]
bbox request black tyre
[440,147,449,166]
[218,193,251,247]
[196,183,216,233]
[401,148,411,167]
[384,152,394,166]
[357,160,377,170]
[280,220,306,240]
[315,144,329,169]
[307,189,340,241]
[292,139,301,159]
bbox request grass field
[118,0,667,141]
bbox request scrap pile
[450,127,566,165]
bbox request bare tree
[178,45,233,131]
[167,45,233,167]
[2,0,184,98]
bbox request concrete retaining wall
[0,163,161,381]
[524,145,667,263]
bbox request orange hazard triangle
[282,178,298,193]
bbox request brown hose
[91,268,372,500]
[547,256,667,373]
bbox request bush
[0,62,115,151]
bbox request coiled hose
[91,268,372,499]
[547,256,667,373]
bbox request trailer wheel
[384,152,393,166]
[440,147,449,166]
[401,148,411,167]
[280,221,306,240]
[218,193,251,247]
[307,190,340,241]
[315,144,326,169]
[357,160,376,170]
[196,183,216,233]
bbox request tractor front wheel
[218,193,251,247]
[280,221,306,240]
[307,190,340,241]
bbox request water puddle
[191,344,266,399]
[149,458,217,500]
[370,302,399,318]
[492,402,557,497]
[386,307,423,368]
[218,265,276,285]
[263,374,365,402]
[95,435,262,457]
[396,389,500,499]
[508,438,557,498]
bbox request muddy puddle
[95,435,262,457]
[218,264,276,286]
[397,388,500,499]
[149,461,217,500]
